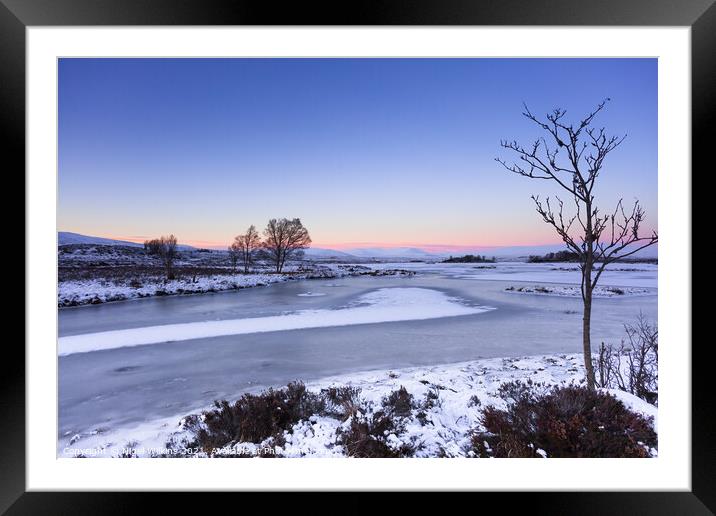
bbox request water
[58,263,657,440]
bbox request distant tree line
[527,250,580,263]
[442,254,496,264]
[528,250,656,264]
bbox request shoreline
[58,259,659,308]
[58,352,658,459]
[58,264,414,308]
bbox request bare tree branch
[496,100,657,390]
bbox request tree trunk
[582,200,597,390]
[279,249,287,273]
[582,274,596,390]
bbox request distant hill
[343,247,438,260]
[58,231,195,250]
[58,232,143,247]
[302,248,360,260]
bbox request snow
[58,264,414,307]
[59,413,190,458]
[361,261,658,289]
[58,273,288,307]
[278,417,344,458]
[58,353,657,458]
[58,287,493,355]
[59,252,656,308]
[504,285,653,298]
[606,389,659,432]
[296,291,326,297]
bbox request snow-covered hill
[302,248,360,260]
[58,231,195,250]
[58,231,143,247]
[343,247,438,260]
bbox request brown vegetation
[470,381,657,458]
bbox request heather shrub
[471,381,657,458]
[410,386,441,427]
[192,382,325,452]
[596,314,658,405]
[422,386,442,410]
[382,386,414,417]
[336,386,417,457]
[321,385,363,420]
[337,409,415,458]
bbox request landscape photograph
[58,57,658,459]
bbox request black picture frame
[4,0,711,512]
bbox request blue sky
[58,58,657,249]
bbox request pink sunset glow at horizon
[74,232,632,253]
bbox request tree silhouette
[263,218,311,273]
[496,100,657,389]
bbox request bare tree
[144,238,161,255]
[156,234,178,280]
[230,225,262,273]
[263,218,311,273]
[597,313,658,404]
[496,100,658,389]
[227,242,240,272]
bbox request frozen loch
[58,261,657,454]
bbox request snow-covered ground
[59,258,656,307]
[59,272,288,306]
[504,284,652,298]
[58,353,657,458]
[58,264,413,307]
[58,287,493,355]
[364,261,658,289]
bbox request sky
[58,58,657,250]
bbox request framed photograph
[7,0,711,511]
